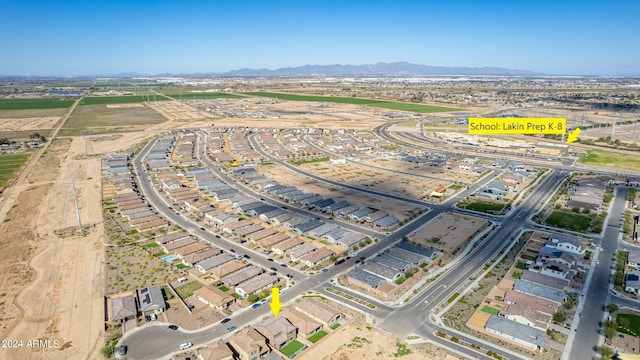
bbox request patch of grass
[152,251,166,257]
[544,210,591,232]
[218,285,230,292]
[279,340,305,357]
[161,286,175,300]
[393,341,412,357]
[174,281,204,299]
[176,263,189,269]
[307,330,328,343]
[512,271,522,279]
[394,277,406,285]
[482,306,500,315]
[0,152,32,187]
[80,95,169,105]
[243,92,462,113]
[516,261,527,270]
[290,156,330,166]
[331,323,341,330]
[164,92,245,99]
[231,293,241,299]
[448,184,464,190]
[0,98,75,110]
[447,292,460,303]
[419,262,428,268]
[461,201,504,213]
[578,150,640,171]
[142,242,159,249]
[616,313,640,337]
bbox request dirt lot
[146,100,212,122]
[0,116,61,131]
[300,161,445,200]
[360,158,479,183]
[299,324,455,360]
[410,213,489,258]
[257,163,425,223]
[59,104,167,136]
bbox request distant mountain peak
[222,61,542,76]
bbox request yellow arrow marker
[567,127,582,143]
[269,287,282,317]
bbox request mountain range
[221,61,542,76]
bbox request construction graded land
[0,97,181,360]
[409,213,489,260]
[298,161,449,200]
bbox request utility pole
[71,180,82,232]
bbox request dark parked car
[220,318,231,324]
[243,254,250,259]
[267,258,274,262]
[168,324,179,330]
[270,267,278,271]
[227,325,237,332]
[286,273,294,279]
[334,259,346,265]
[251,303,261,309]
[200,227,206,231]
[229,248,236,253]
[280,263,288,268]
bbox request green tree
[598,345,615,360]
[553,311,567,323]
[606,304,620,313]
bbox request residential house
[348,269,386,289]
[625,271,640,294]
[294,298,344,327]
[255,317,298,349]
[196,253,234,273]
[387,247,428,266]
[485,315,546,351]
[137,286,166,314]
[109,294,138,322]
[502,303,552,331]
[194,286,235,311]
[335,231,367,250]
[301,248,335,267]
[235,273,278,297]
[272,238,304,255]
[229,328,269,360]
[222,265,263,287]
[287,243,317,261]
[513,279,566,304]
[362,262,402,282]
[547,238,583,256]
[182,247,221,266]
[198,339,234,360]
[373,254,411,272]
[280,308,322,338]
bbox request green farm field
[163,92,245,99]
[80,95,169,105]
[243,92,462,113]
[0,98,75,110]
[0,152,32,187]
[578,150,640,171]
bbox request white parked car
[179,342,193,350]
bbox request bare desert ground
[410,213,489,257]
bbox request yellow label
[468,118,566,134]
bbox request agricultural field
[80,95,169,105]
[60,104,167,136]
[163,92,245,99]
[243,92,462,113]
[578,150,640,171]
[0,98,75,110]
[0,152,32,187]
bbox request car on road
[168,324,179,330]
[227,326,237,332]
[220,318,231,324]
[270,266,278,271]
[243,254,251,259]
[267,258,274,262]
[215,235,221,238]
[280,263,288,268]
[350,252,358,257]
[579,311,585,319]
[270,272,277,276]
[260,198,265,201]
[334,259,345,266]
[595,260,600,265]
[179,342,193,350]
[345,256,351,260]
[259,298,268,304]
[200,227,206,231]
[281,206,288,209]
[321,268,328,273]
[229,248,236,253]
[168,206,173,210]
[251,303,262,309]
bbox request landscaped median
[325,287,376,309]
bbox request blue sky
[1,0,638,76]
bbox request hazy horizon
[1,0,639,76]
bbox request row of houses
[198,297,345,360]
[232,167,400,230]
[348,241,438,293]
[146,136,176,170]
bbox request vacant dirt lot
[410,213,489,256]
[300,161,444,200]
[360,158,479,184]
[60,104,167,136]
[299,324,455,360]
[0,116,61,131]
